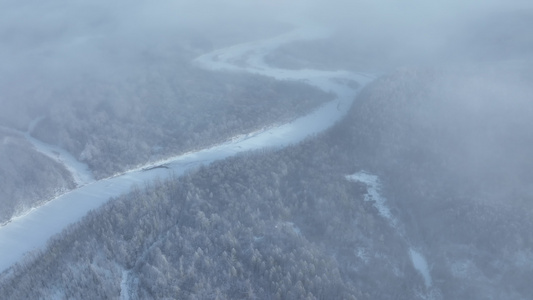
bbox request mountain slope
[1,60,532,300]
[0,131,75,224]
[326,65,533,299]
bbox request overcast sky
[1,0,532,58]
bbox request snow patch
[409,248,432,288]
[286,222,301,235]
[345,171,397,227]
[120,270,131,300]
[48,289,65,300]
[356,247,370,263]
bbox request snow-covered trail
[346,172,434,292]
[0,117,94,187]
[25,117,95,186]
[0,25,374,274]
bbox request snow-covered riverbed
[347,171,434,292]
[0,26,374,274]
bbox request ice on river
[0,25,374,274]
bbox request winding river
[0,26,374,274]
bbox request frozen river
[0,25,374,274]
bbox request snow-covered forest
[1,1,533,299]
[3,65,533,299]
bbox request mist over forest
[1,1,533,299]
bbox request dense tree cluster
[323,66,533,299]
[29,65,331,179]
[0,132,420,299]
[0,131,75,223]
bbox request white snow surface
[410,248,432,288]
[0,25,374,274]
[120,270,131,300]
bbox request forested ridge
[0,131,75,224]
[0,47,330,224]
[2,65,533,299]
[0,141,416,299]
[326,66,533,299]
[30,68,331,179]
[0,8,328,225]
[0,80,419,299]
[2,1,533,299]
